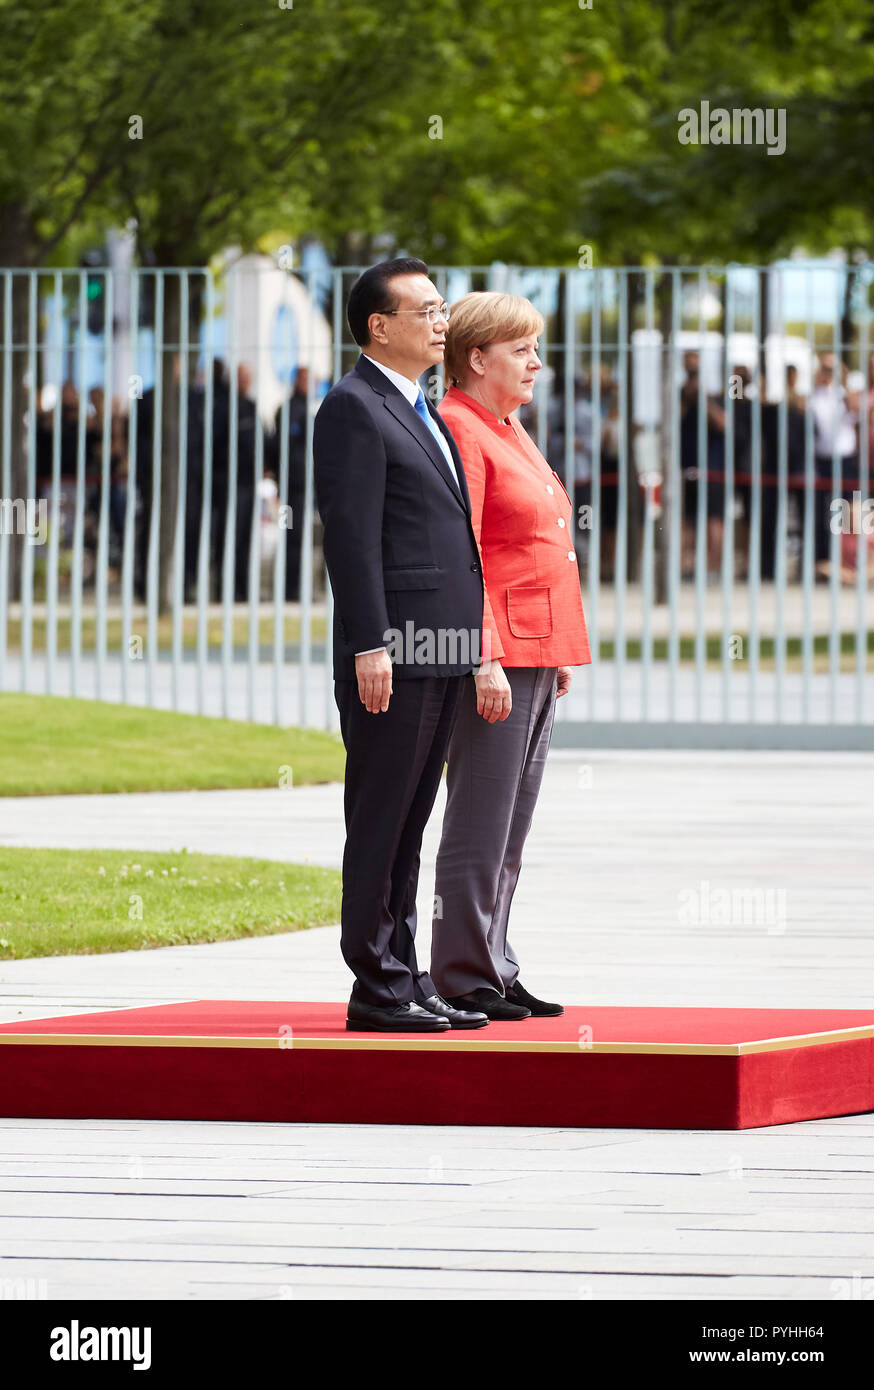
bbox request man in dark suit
[314,258,489,1033]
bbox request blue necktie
[414,389,460,492]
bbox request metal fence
[0,260,871,747]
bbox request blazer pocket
[383,564,442,591]
[506,585,553,639]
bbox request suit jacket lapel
[382,395,468,511]
[354,357,469,512]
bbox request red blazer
[439,386,591,668]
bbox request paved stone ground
[0,751,872,1299]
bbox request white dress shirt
[810,383,857,458]
[355,355,461,655]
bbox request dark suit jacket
[313,355,484,680]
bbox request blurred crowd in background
[35,362,309,602]
[536,349,874,587]
[33,349,874,602]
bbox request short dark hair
[346,257,429,347]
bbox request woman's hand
[474,661,512,723]
[556,666,573,698]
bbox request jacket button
[557,517,565,528]
[546,484,554,495]
[567,550,575,561]
[471,562,480,573]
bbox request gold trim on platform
[0,1024,871,1055]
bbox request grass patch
[599,631,874,670]
[3,612,327,654]
[0,847,340,959]
[0,694,345,796]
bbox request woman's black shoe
[505,981,564,1017]
[445,987,531,1021]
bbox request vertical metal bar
[72,273,87,697]
[535,312,548,461]
[46,271,63,693]
[171,271,189,712]
[828,292,841,721]
[563,269,575,498]
[588,270,601,722]
[561,269,575,726]
[856,276,870,722]
[247,281,264,723]
[434,267,449,324]
[801,277,815,722]
[21,272,37,692]
[299,270,316,728]
[326,267,344,729]
[748,280,762,720]
[222,270,238,720]
[0,274,11,687]
[694,268,707,722]
[121,271,139,704]
[721,272,735,721]
[95,268,113,700]
[774,269,788,723]
[641,269,655,721]
[614,270,628,721]
[272,280,291,728]
[146,272,163,708]
[668,270,682,720]
[197,272,215,716]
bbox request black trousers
[809,458,857,563]
[334,674,464,1008]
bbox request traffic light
[80,249,107,336]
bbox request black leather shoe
[505,980,564,1017]
[444,987,531,1021]
[419,994,489,1029]
[346,1000,450,1032]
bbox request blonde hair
[443,292,544,387]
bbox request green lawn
[0,847,340,960]
[599,631,874,670]
[3,611,327,654]
[0,694,345,795]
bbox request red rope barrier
[577,471,870,491]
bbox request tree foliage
[1,0,874,268]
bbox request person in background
[598,378,621,582]
[206,360,230,599]
[270,366,310,601]
[232,363,257,600]
[547,372,594,577]
[36,381,82,482]
[730,365,753,578]
[756,368,809,583]
[679,351,727,582]
[810,352,856,571]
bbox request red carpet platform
[1,1001,872,1129]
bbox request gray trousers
[430,665,558,998]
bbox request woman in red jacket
[432,292,592,1020]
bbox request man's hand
[474,660,512,723]
[355,649,393,713]
[556,666,573,698]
